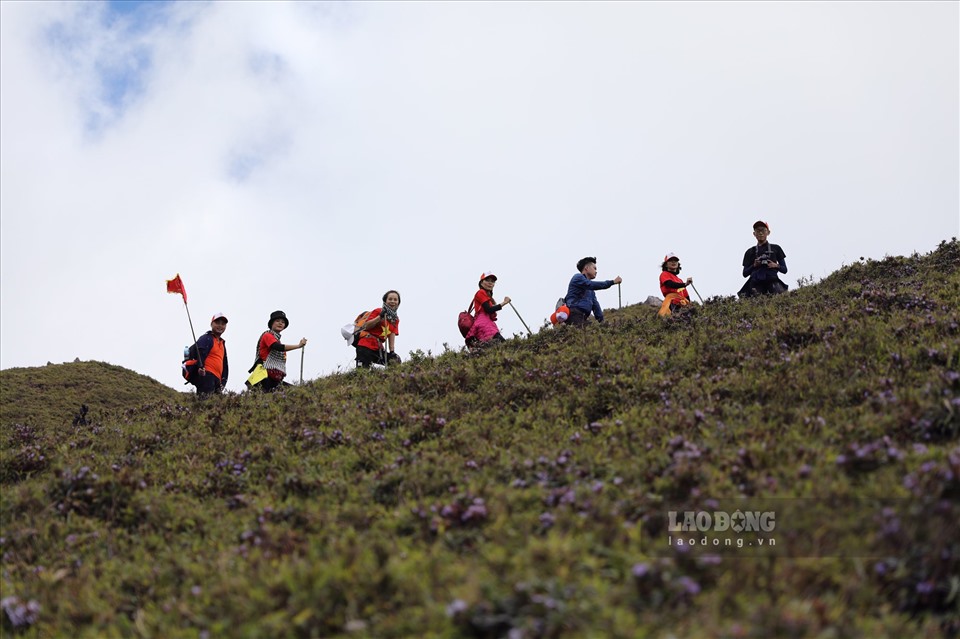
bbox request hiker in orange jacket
[196,313,229,395]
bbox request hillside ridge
[1,239,958,638]
[0,360,184,430]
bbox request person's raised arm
[283,338,307,351]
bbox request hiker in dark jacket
[564,257,622,325]
[356,290,402,368]
[738,220,788,298]
[196,313,229,395]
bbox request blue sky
[1,1,957,391]
[42,0,175,132]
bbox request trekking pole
[299,345,305,385]
[508,302,533,336]
[690,283,705,304]
[618,283,622,309]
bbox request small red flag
[166,274,188,303]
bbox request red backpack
[457,297,475,337]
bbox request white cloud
[2,1,957,391]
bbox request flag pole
[168,274,203,369]
[183,300,200,356]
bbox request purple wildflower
[445,599,468,617]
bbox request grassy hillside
[1,240,958,638]
[0,360,185,431]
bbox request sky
[1,1,958,393]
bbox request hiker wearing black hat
[564,257,622,325]
[738,220,788,298]
[252,310,307,392]
[196,313,229,395]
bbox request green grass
[0,360,184,432]
[2,239,958,638]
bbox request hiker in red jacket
[254,310,307,392]
[465,272,510,348]
[355,290,402,368]
[658,253,693,315]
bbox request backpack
[342,311,372,348]
[457,297,475,338]
[181,344,200,385]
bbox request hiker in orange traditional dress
[658,253,693,316]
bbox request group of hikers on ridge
[182,219,787,395]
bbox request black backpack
[181,344,200,386]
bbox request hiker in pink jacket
[465,271,511,349]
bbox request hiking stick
[300,345,305,385]
[618,283,622,309]
[690,283,704,304]
[508,302,533,336]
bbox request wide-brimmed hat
[268,310,289,328]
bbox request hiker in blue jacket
[564,257,622,325]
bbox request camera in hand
[757,250,775,267]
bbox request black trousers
[740,278,787,298]
[195,373,222,396]
[356,345,384,368]
[258,376,290,392]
